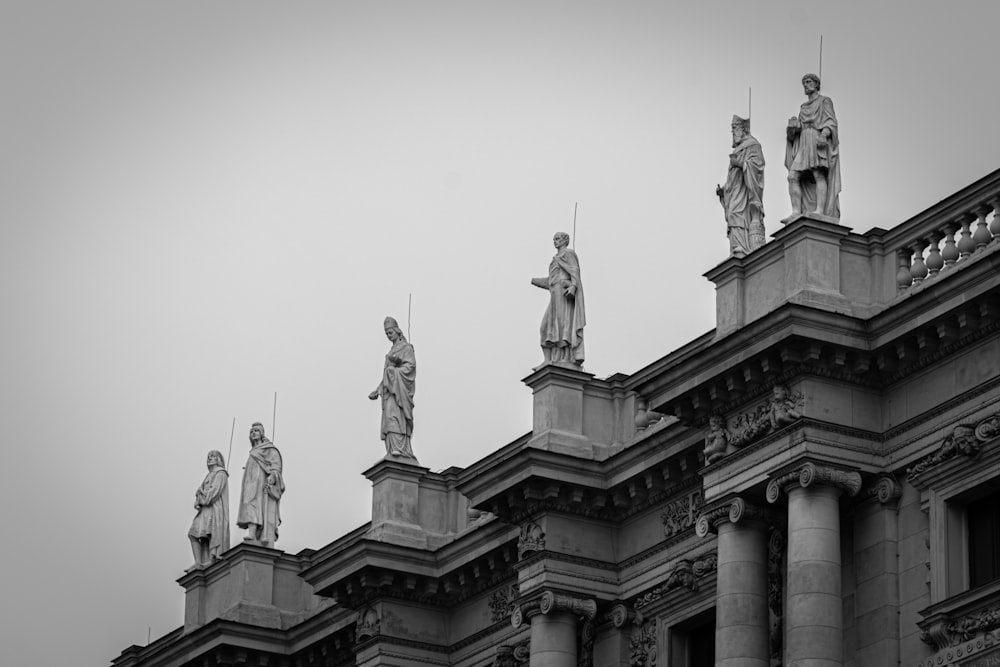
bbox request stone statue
[716,115,765,256]
[785,73,841,221]
[237,422,284,546]
[704,415,730,464]
[187,450,230,568]
[368,316,417,459]
[531,232,586,367]
[769,386,802,429]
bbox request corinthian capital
[766,462,862,503]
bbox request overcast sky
[2,2,999,665]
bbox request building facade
[114,169,1000,667]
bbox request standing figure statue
[368,316,417,459]
[187,450,230,568]
[716,115,766,256]
[531,232,586,367]
[785,73,841,221]
[237,422,284,546]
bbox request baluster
[941,223,959,269]
[896,248,913,291]
[989,198,1000,239]
[910,240,929,284]
[973,205,993,251]
[925,232,944,277]
[957,214,975,259]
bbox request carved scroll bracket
[859,475,902,505]
[766,462,862,503]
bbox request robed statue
[716,115,766,256]
[237,422,284,546]
[368,316,417,459]
[531,232,586,367]
[785,73,841,220]
[187,450,230,568]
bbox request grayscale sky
[2,1,998,664]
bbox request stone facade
[115,169,1000,667]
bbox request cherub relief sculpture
[769,385,802,429]
[704,415,730,464]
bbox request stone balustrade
[892,180,1000,292]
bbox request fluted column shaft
[785,484,843,667]
[716,519,771,667]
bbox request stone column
[767,462,861,667]
[697,497,771,667]
[512,591,596,667]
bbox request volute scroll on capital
[539,590,597,620]
[765,462,862,503]
[695,497,770,537]
[860,475,902,505]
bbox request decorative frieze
[703,385,804,464]
[765,462,862,503]
[921,605,1000,650]
[906,412,1000,480]
[517,521,545,559]
[660,489,703,537]
[632,553,718,609]
[487,583,519,623]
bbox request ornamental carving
[696,497,770,537]
[766,462,862,503]
[578,619,596,667]
[494,640,530,667]
[906,412,1000,480]
[660,489,703,537]
[767,529,784,666]
[487,583,519,623]
[628,617,656,667]
[633,553,718,609]
[610,603,637,628]
[355,606,380,641]
[920,605,1000,650]
[860,476,902,505]
[518,521,545,558]
[539,591,597,619]
[704,386,804,463]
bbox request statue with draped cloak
[368,316,417,459]
[785,73,842,221]
[237,422,284,546]
[531,232,586,367]
[716,115,765,256]
[188,449,230,568]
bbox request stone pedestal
[522,364,627,459]
[364,457,431,549]
[697,497,771,667]
[706,215,860,339]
